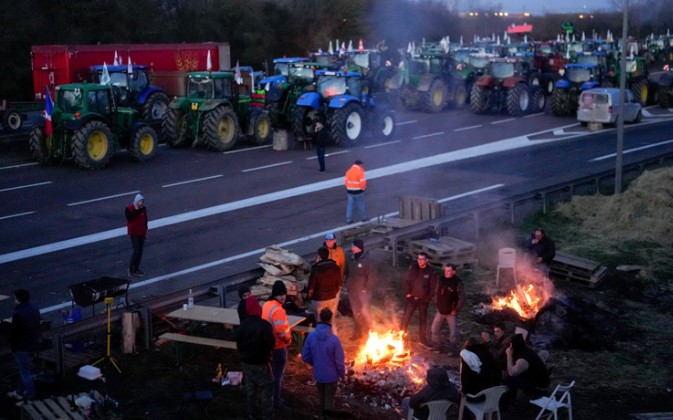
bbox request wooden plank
[43,397,73,419]
[31,400,55,419]
[552,251,602,272]
[158,332,237,349]
[21,402,45,420]
[56,397,85,420]
[631,413,673,420]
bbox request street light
[615,0,628,194]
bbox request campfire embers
[491,282,551,319]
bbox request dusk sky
[462,0,618,14]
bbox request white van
[577,88,642,125]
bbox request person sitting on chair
[401,367,459,419]
[502,333,550,406]
[523,228,556,273]
[460,336,500,401]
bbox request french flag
[45,87,53,136]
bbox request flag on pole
[328,41,334,55]
[100,62,111,85]
[44,87,53,137]
[127,55,133,74]
[207,51,213,71]
[113,51,119,66]
[234,60,242,84]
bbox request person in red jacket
[125,193,148,277]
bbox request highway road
[1,105,672,319]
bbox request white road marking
[365,140,400,149]
[241,161,293,172]
[412,132,444,139]
[589,138,673,162]
[0,211,36,221]
[396,120,417,125]
[0,125,592,265]
[454,125,481,132]
[0,181,52,193]
[162,175,223,188]
[306,150,350,160]
[223,144,272,154]
[524,113,545,118]
[0,162,38,170]
[67,191,141,206]
[437,184,504,203]
[491,118,516,125]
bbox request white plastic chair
[496,247,517,287]
[408,399,455,420]
[458,385,508,420]
[530,380,575,420]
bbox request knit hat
[245,296,262,317]
[353,239,364,251]
[354,159,363,165]
[134,194,144,206]
[271,280,287,297]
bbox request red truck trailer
[31,42,231,100]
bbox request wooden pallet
[407,236,476,258]
[549,251,607,288]
[21,390,106,420]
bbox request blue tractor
[90,65,169,121]
[551,53,608,116]
[294,70,395,147]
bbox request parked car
[577,87,642,125]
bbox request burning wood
[491,270,555,319]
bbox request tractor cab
[90,65,149,106]
[315,70,364,99]
[186,71,235,100]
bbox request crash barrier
[29,152,673,376]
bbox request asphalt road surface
[1,106,673,320]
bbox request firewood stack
[251,245,311,306]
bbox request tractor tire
[330,102,364,147]
[658,86,672,108]
[141,91,170,121]
[506,83,529,117]
[293,106,319,140]
[470,85,489,114]
[28,126,58,165]
[203,106,240,152]
[162,108,189,147]
[551,89,570,116]
[248,109,272,145]
[128,125,159,161]
[421,79,446,113]
[630,80,648,105]
[451,83,468,109]
[72,120,114,170]
[2,109,22,132]
[374,109,396,140]
[529,87,546,113]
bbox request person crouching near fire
[400,367,460,419]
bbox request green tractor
[260,62,321,130]
[161,71,272,152]
[608,56,650,105]
[655,65,673,108]
[28,83,159,170]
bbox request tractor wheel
[470,85,489,114]
[374,109,396,140]
[72,120,114,170]
[248,109,272,145]
[658,86,672,108]
[551,89,570,116]
[421,79,446,113]
[529,87,546,113]
[128,125,159,161]
[28,126,58,165]
[162,108,189,147]
[330,102,364,147]
[141,92,170,121]
[506,83,529,117]
[203,106,240,151]
[2,109,22,132]
[451,83,468,109]
[630,80,648,105]
[292,106,319,140]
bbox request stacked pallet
[253,245,310,302]
[549,251,607,288]
[406,236,477,268]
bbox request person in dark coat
[503,333,550,405]
[401,252,438,347]
[401,367,460,420]
[7,289,41,402]
[308,247,342,335]
[460,336,501,401]
[236,296,275,419]
[481,321,516,373]
[524,228,556,272]
[125,193,148,277]
[344,239,377,341]
[236,284,251,323]
[430,263,466,355]
[312,116,330,172]
[301,308,345,413]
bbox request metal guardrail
[37,151,673,375]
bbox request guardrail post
[52,334,64,376]
[217,285,227,308]
[141,305,152,350]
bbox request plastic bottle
[187,289,194,308]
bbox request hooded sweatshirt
[301,323,345,383]
[409,367,460,419]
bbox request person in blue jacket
[301,307,345,414]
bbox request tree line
[1,0,670,100]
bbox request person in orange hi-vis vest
[261,281,292,414]
[344,160,367,224]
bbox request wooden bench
[158,333,236,349]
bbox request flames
[353,330,428,385]
[491,280,553,319]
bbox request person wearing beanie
[236,295,275,419]
[344,239,377,341]
[308,247,342,335]
[344,159,367,224]
[237,285,252,322]
[7,289,41,402]
[125,193,148,277]
[261,280,292,413]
